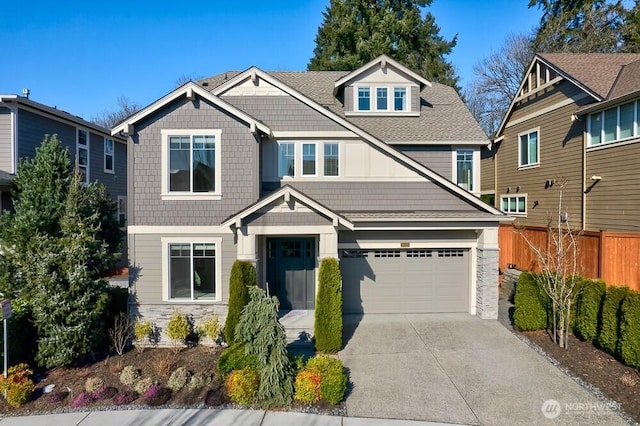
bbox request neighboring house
[483,53,640,287]
[0,94,128,261]
[113,55,505,336]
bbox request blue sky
[0,1,542,122]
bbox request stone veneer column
[476,227,499,319]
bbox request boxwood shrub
[216,342,259,377]
[314,258,343,353]
[597,286,632,356]
[574,279,606,342]
[513,272,549,331]
[620,292,640,369]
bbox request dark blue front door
[266,237,315,310]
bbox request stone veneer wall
[476,248,499,319]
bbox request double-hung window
[456,149,474,191]
[358,87,371,111]
[518,129,539,167]
[167,241,218,301]
[394,87,407,111]
[501,195,527,215]
[104,138,114,173]
[302,143,316,176]
[323,143,339,176]
[278,143,295,177]
[117,196,126,228]
[76,129,90,184]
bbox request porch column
[237,226,257,264]
[318,227,338,259]
[476,227,499,319]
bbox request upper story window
[324,143,339,177]
[76,129,89,184]
[358,87,371,111]
[456,149,474,191]
[394,87,407,111]
[376,88,388,110]
[501,195,526,215]
[161,129,222,200]
[588,100,639,147]
[278,143,295,177]
[117,196,126,228]
[302,143,316,176]
[518,129,539,168]
[104,138,114,173]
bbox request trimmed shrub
[513,272,549,331]
[188,371,213,391]
[71,391,96,408]
[620,292,640,369]
[166,310,190,351]
[84,377,105,393]
[217,342,260,377]
[134,377,155,395]
[224,260,256,344]
[574,279,606,341]
[168,366,191,391]
[134,319,153,352]
[197,314,222,344]
[598,286,632,356]
[294,369,322,403]
[305,355,347,405]
[119,365,141,386]
[225,368,260,406]
[314,258,343,353]
[0,363,35,407]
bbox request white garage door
[340,248,470,314]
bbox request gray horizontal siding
[245,210,331,227]
[223,96,345,132]
[396,145,452,178]
[280,181,478,212]
[132,97,260,226]
[0,107,12,172]
[17,108,76,161]
[89,132,127,199]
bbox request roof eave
[333,54,432,90]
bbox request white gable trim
[111,83,271,136]
[221,185,355,230]
[333,54,431,89]
[213,68,503,216]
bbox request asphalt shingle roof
[198,69,488,143]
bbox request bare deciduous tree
[91,96,141,129]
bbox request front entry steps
[279,310,314,348]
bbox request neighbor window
[104,138,114,173]
[518,129,539,167]
[117,196,126,228]
[456,149,474,191]
[376,87,388,110]
[76,129,89,184]
[358,87,371,111]
[588,100,640,146]
[394,87,407,111]
[278,143,295,177]
[501,195,527,215]
[169,242,216,301]
[323,143,339,176]
[302,143,316,175]
[169,134,216,192]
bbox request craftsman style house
[483,53,640,287]
[113,55,504,332]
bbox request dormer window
[358,87,371,111]
[394,87,407,111]
[355,85,410,113]
[376,88,388,110]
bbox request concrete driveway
[339,314,627,426]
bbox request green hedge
[597,286,632,356]
[223,260,256,344]
[314,258,343,353]
[620,293,640,369]
[513,272,549,331]
[216,342,259,377]
[574,279,606,342]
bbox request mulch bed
[524,330,640,423]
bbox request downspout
[581,122,586,231]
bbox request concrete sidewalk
[0,409,454,426]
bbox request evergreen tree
[314,258,343,353]
[622,1,640,52]
[223,260,256,344]
[308,0,459,89]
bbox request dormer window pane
[358,87,371,111]
[376,88,388,110]
[394,87,407,111]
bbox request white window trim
[323,142,341,178]
[277,140,342,179]
[452,148,479,194]
[500,194,527,216]
[301,143,317,177]
[76,128,90,184]
[161,236,223,303]
[393,87,408,112]
[117,195,126,230]
[160,129,222,201]
[517,128,540,169]
[352,84,415,115]
[104,137,115,174]
[587,100,640,148]
[278,141,296,179]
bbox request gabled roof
[221,185,355,230]
[111,82,271,136]
[203,66,502,216]
[333,54,431,89]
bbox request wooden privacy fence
[498,224,640,291]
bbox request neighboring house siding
[222,96,345,132]
[0,107,12,172]
[396,145,452,178]
[480,147,495,193]
[89,132,126,198]
[132,97,260,226]
[17,108,76,160]
[497,82,589,228]
[279,181,478,212]
[585,142,640,231]
[509,81,586,123]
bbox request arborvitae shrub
[223,260,256,344]
[574,279,606,341]
[513,272,549,331]
[314,258,343,353]
[620,292,640,369]
[598,286,632,356]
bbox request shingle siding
[245,211,331,226]
[0,107,12,173]
[133,97,260,226]
[396,145,452,178]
